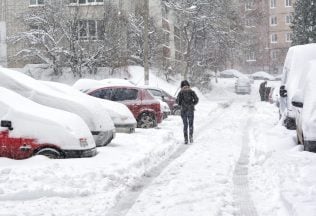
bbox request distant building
[0,0,184,73]
[238,0,295,74]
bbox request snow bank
[0,87,95,150]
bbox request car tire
[173,108,181,116]
[35,148,62,159]
[137,113,156,128]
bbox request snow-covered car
[291,60,316,152]
[279,43,316,130]
[0,87,96,159]
[42,81,136,133]
[220,69,245,78]
[73,79,163,128]
[0,68,115,147]
[251,71,275,80]
[235,77,251,94]
[145,87,180,115]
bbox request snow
[220,69,246,78]
[0,68,115,135]
[251,71,275,80]
[42,81,136,128]
[0,87,95,150]
[1,68,316,216]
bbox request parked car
[220,69,245,78]
[0,87,96,159]
[251,71,275,80]
[279,43,316,130]
[0,68,115,147]
[42,81,137,133]
[291,60,316,152]
[235,77,251,94]
[145,87,180,115]
[73,79,163,128]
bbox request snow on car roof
[251,71,275,80]
[101,78,136,86]
[0,68,113,132]
[73,78,138,93]
[42,81,135,126]
[220,69,245,78]
[0,87,95,149]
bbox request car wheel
[173,108,181,116]
[137,113,156,128]
[35,148,62,159]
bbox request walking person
[259,80,267,101]
[176,80,199,144]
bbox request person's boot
[189,134,193,143]
[184,133,188,144]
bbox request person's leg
[181,111,188,143]
[188,111,194,143]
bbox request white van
[291,60,316,152]
[279,43,316,129]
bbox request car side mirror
[279,86,287,98]
[1,120,13,130]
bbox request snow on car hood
[0,68,112,132]
[0,87,95,150]
[42,81,131,127]
[302,60,316,140]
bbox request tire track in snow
[105,100,233,216]
[233,103,258,216]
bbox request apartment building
[239,0,295,74]
[0,0,184,73]
[268,0,295,73]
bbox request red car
[87,86,163,128]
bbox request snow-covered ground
[0,69,316,216]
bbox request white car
[291,60,316,152]
[251,71,275,80]
[279,43,316,130]
[235,77,251,94]
[42,81,137,133]
[0,87,96,159]
[220,69,245,78]
[0,68,115,147]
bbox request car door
[111,88,140,118]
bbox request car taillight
[79,138,88,147]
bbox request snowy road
[1,79,316,216]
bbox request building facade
[0,0,184,73]
[239,0,295,74]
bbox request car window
[90,88,112,100]
[162,90,170,98]
[148,89,162,97]
[112,88,138,101]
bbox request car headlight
[79,138,88,147]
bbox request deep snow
[0,67,316,216]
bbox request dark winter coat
[176,86,199,112]
[259,81,267,94]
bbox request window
[285,0,292,7]
[271,33,278,43]
[270,0,276,8]
[90,89,112,100]
[271,50,278,60]
[78,20,104,40]
[70,0,103,4]
[245,18,255,27]
[245,0,254,10]
[112,89,138,101]
[30,0,44,6]
[270,16,277,25]
[286,32,292,42]
[285,14,293,24]
[148,89,162,97]
[246,51,256,62]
